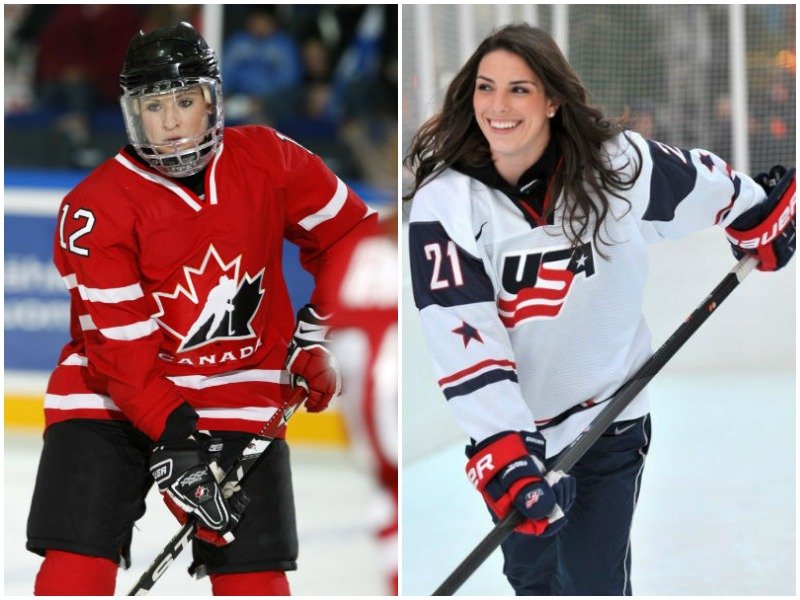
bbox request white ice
[4,438,388,596]
[401,373,795,595]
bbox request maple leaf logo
[152,244,265,352]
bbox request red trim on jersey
[516,157,562,227]
[438,358,517,387]
[714,164,738,224]
[714,197,736,225]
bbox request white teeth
[489,120,519,130]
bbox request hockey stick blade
[433,255,759,595]
[128,386,307,596]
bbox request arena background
[5,4,397,441]
[401,4,795,595]
[4,5,397,596]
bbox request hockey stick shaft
[128,386,307,596]
[433,255,759,596]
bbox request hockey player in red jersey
[26,22,379,596]
[405,23,795,596]
[326,211,399,594]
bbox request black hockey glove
[150,422,248,547]
[465,431,575,536]
[285,304,342,412]
[726,165,796,271]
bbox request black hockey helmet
[119,22,219,93]
[119,22,224,177]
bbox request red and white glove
[726,166,796,271]
[150,430,248,547]
[286,304,342,412]
[465,431,575,536]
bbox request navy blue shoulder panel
[409,221,495,310]
[642,139,698,222]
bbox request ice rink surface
[402,374,795,596]
[4,439,387,596]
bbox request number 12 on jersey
[58,203,96,257]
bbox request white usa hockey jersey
[409,130,767,457]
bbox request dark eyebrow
[475,75,536,86]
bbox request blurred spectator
[5,5,39,113]
[5,4,398,185]
[768,48,795,150]
[301,37,334,120]
[34,5,141,167]
[141,5,201,31]
[329,6,398,189]
[222,6,304,124]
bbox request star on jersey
[566,245,594,275]
[452,321,483,348]
[699,153,715,172]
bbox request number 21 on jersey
[424,241,464,290]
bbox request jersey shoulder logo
[498,241,595,327]
[152,244,265,352]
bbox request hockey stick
[128,385,308,596]
[433,255,759,595]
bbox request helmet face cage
[120,77,224,178]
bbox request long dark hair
[404,23,642,250]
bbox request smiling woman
[472,50,558,185]
[403,23,643,250]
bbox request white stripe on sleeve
[62,274,78,289]
[79,282,144,303]
[196,405,279,422]
[168,369,287,389]
[298,177,348,230]
[100,319,159,341]
[45,393,120,412]
[78,314,97,331]
[60,353,89,366]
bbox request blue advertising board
[5,211,70,371]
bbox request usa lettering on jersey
[498,241,595,326]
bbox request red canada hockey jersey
[46,125,378,440]
[327,219,398,490]
[326,220,398,590]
